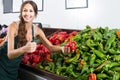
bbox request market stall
[1,25,120,80]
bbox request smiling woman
[0,1,71,80]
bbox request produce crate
[20,63,70,80]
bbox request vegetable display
[22,26,120,80]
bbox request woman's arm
[7,22,26,59]
[35,24,63,53]
[7,22,37,59]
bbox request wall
[0,0,120,29]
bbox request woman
[0,1,70,80]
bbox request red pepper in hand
[64,40,77,53]
[89,73,96,80]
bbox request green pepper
[112,41,117,48]
[95,60,109,71]
[109,49,120,55]
[44,66,51,71]
[80,25,91,34]
[113,72,120,80]
[47,62,55,73]
[66,64,78,78]
[103,27,109,39]
[113,55,120,61]
[36,63,44,69]
[56,66,66,75]
[104,70,114,77]
[112,67,120,72]
[105,34,116,51]
[98,43,104,51]
[93,31,102,41]
[80,45,89,51]
[64,49,80,63]
[92,49,105,59]
[76,73,88,80]
[95,59,104,64]
[80,64,89,75]
[56,57,63,68]
[104,28,117,39]
[73,33,81,42]
[82,33,91,39]
[105,62,120,69]
[89,54,96,67]
[86,39,96,49]
[97,73,108,79]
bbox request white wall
[0,0,120,29]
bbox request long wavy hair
[17,0,38,48]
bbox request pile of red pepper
[49,31,78,45]
[22,31,78,66]
[22,43,51,66]
[66,31,78,41]
[49,31,68,45]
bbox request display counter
[19,63,70,80]
[18,27,120,80]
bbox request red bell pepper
[65,40,77,53]
[33,55,41,63]
[89,73,97,80]
[116,29,120,38]
[45,54,53,62]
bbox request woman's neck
[25,22,33,30]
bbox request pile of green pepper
[36,26,120,80]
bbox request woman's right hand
[24,41,37,53]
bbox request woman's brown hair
[17,0,38,48]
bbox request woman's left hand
[62,40,77,54]
[61,46,71,54]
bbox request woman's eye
[30,10,33,12]
[23,9,33,13]
[23,9,27,12]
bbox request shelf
[19,63,70,80]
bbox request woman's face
[22,3,35,23]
